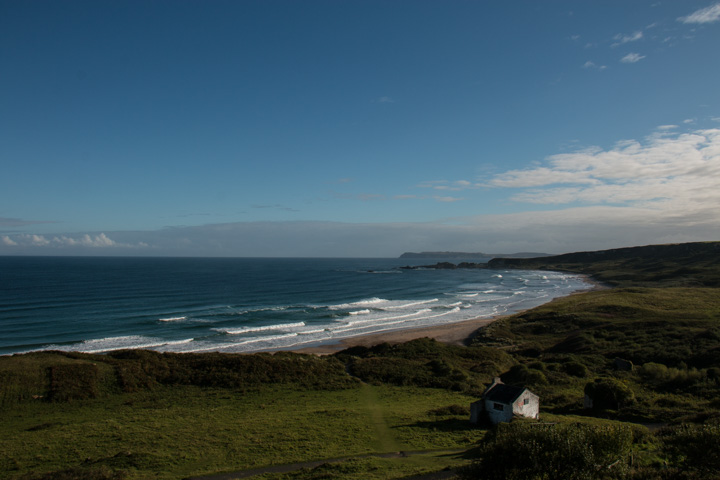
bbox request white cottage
[470,378,539,425]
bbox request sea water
[0,256,591,356]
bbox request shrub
[565,361,589,378]
[638,362,705,389]
[660,423,720,476]
[458,422,633,480]
[502,364,548,387]
[584,378,635,411]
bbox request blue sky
[2,0,720,256]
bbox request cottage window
[493,403,504,411]
[523,398,530,405]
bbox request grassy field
[0,364,484,479]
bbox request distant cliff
[399,251,551,259]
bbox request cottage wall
[470,381,540,425]
[512,390,539,419]
[484,398,514,424]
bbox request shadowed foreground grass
[0,382,483,479]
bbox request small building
[470,377,539,425]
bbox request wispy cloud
[678,3,720,24]
[0,217,57,228]
[620,52,646,63]
[418,180,477,191]
[374,96,396,104]
[433,196,463,203]
[358,194,386,201]
[612,31,643,47]
[582,61,607,70]
[251,204,300,213]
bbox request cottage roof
[483,383,526,404]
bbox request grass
[0,383,483,479]
[252,453,470,480]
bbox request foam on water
[158,316,187,322]
[214,321,306,335]
[328,297,388,310]
[37,336,195,354]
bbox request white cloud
[621,52,646,63]
[582,61,607,70]
[492,166,602,188]
[433,196,462,203]
[1,232,142,250]
[1,236,18,246]
[55,233,117,247]
[679,3,720,24]
[29,234,50,246]
[486,128,720,227]
[612,31,643,47]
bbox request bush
[638,362,704,388]
[584,378,635,411]
[565,361,589,378]
[458,422,633,480]
[502,364,548,387]
[660,423,720,476]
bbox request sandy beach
[294,278,604,356]
[294,315,499,355]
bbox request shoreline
[292,274,605,356]
[292,315,500,355]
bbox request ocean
[0,256,591,356]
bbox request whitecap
[214,321,306,335]
[158,316,187,322]
[382,298,438,310]
[328,297,388,310]
[40,335,195,354]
